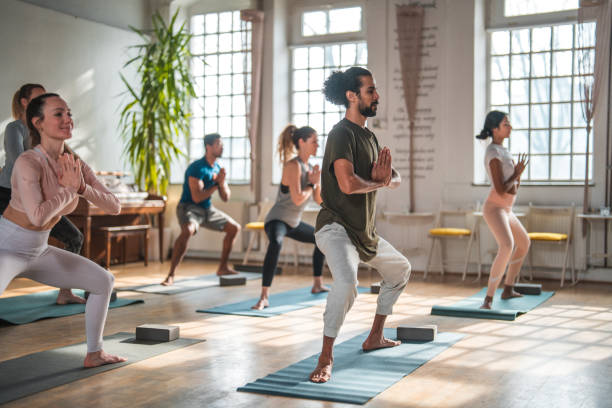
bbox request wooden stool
[99,225,151,268]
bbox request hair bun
[476,128,491,140]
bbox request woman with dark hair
[251,125,328,310]
[0,93,125,367]
[477,110,530,309]
[0,84,86,305]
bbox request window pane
[219,33,232,52]
[190,138,204,159]
[329,7,361,33]
[232,74,245,94]
[194,76,204,97]
[510,105,529,128]
[293,92,309,113]
[357,43,368,65]
[309,91,323,112]
[232,53,245,73]
[491,31,510,55]
[510,54,529,78]
[491,56,509,80]
[191,118,203,137]
[505,0,578,16]
[204,97,218,117]
[574,48,594,75]
[511,29,530,53]
[231,159,246,180]
[309,69,324,91]
[218,75,231,95]
[219,12,232,32]
[510,130,529,154]
[491,81,509,105]
[218,54,232,75]
[552,51,573,76]
[553,25,574,50]
[573,103,587,127]
[218,116,231,136]
[530,104,549,128]
[510,80,529,104]
[204,34,218,54]
[204,76,217,97]
[530,130,549,154]
[205,13,218,34]
[551,155,571,180]
[573,128,593,153]
[552,103,571,127]
[293,48,309,69]
[303,11,327,36]
[204,118,217,135]
[218,96,231,116]
[572,154,591,180]
[310,113,324,133]
[552,77,572,101]
[191,15,204,35]
[530,155,549,180]
[341,43,358,66]
[531,52,550,77]
[551,129,571,153]
[293,114,308,127]
[309,47,325,68]
[191,99,204,117]
[191,36,204,54]
[293,70,308,92]
[232,117,246,137]
[192,57,204,76]
[531,27,551,51]
[232,95,245,116]
[576,22,596,47]
[531,78,550,103]
[205,55,217,75]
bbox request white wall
[0,0,141,174]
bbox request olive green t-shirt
[315,118,380,261]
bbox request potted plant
[119,10,197,195]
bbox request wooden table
[577,213,612,270]
[68,195,166,262]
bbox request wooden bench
[98,225,151,268]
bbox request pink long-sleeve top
[4,145,121,231]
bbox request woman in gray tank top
[251,125,328,310]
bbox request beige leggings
[483,200,530,297]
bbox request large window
[190,11,251,184]
[288,5,367,171]
[484,2,594,184]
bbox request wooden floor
[1,259,611,408]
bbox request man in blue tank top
[162,133,241,285]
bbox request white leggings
[315,222,411,338]
[0,217,114,352]
[482,201,530,297]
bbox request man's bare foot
[311,284,330,294]
[501,286,523,300]
[56,289,86,305]
[480,295,493,309]
[216,266,239,276]
[83,350,127,368]
[161,275,174,286]
[251,298,269,310]
[309,357,333,383]
[362,336,401,352]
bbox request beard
[358,101,378,117]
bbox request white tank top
[484,143,515,185]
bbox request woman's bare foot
[83,350,127,368]
[480,295,493,309]
[251,298,269,310]
[501,285,523,300]
[309,357,333,383]
[311,284,330,294]
[362,336,401,352]
[56,289,86,305]
[216,266,239,276]
[161,275,174,286]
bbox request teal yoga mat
[238,329,464,404]
[0,332,203,405]
[430,288,554,321]
[118,272,262,295]
[197,286,369,317]
[0,289,143,325]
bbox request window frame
[290,1,366,46]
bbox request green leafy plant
[120,10,197,195]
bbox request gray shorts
[176,203,232,232]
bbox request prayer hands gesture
[371,147,392,186]
[514,153,529,179]
[308,165,321,186]
[216,168,227,185]
[58,153,82,191]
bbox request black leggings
[0,187,83,254]
[262,220,324,287]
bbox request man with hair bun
[162,133,241,285]
[309,67,411,383]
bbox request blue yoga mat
[430,288,554,321]
[197,286,369,317]
[118,272,262,295]
[238,329,464,404]
[0,289,143,325]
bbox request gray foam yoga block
[370,282,381,294]
[135,324,180,342]
[397,325,437,342]
[219,275,246,286]
[84,290,117,302]
[514,283,542,295]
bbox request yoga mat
[0,290,143,325]
[198,286,369,317]
[0,332,203,405]
[430,288,554,321]
[118,272,262,295]
[238,329,464,404]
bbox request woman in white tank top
[476,111,530,309]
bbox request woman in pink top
[476,111,530,310]
[0,93,126,367]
